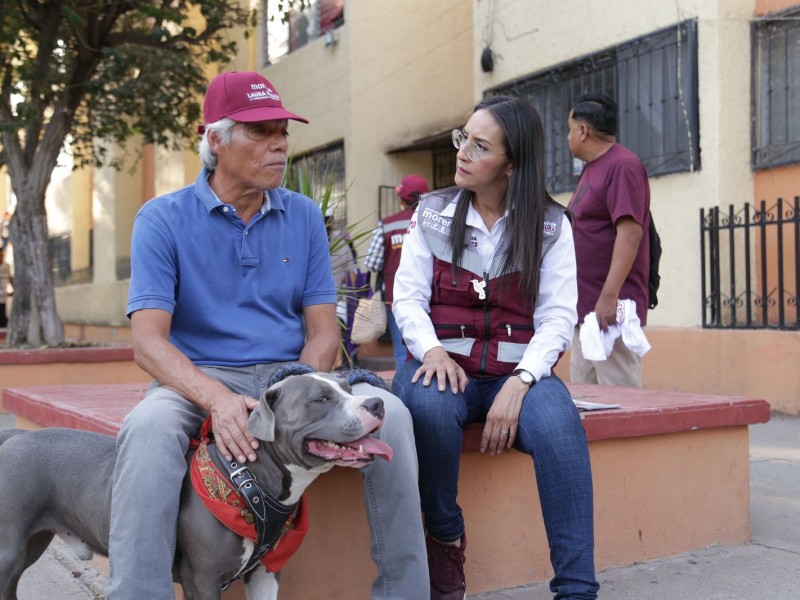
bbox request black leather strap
[211,444,297,588]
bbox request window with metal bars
[287,141,347,221]
[49,231,94,286]
[432,146,458,191]
[261,0,345,66]
[752,9,800,169]
[488,20,700,194]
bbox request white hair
[198,117,236,170]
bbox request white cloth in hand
[580,299,651,361]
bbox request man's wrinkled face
[213,119,290,192]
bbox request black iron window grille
[701,197,799,330]
[288,141,346,220]
[487,20,700,194]
[752,9,800,169]
[432,146,458,191]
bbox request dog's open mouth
[305,436,393,465]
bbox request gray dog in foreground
[0,372,393,600]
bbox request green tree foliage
[0,0,253,347]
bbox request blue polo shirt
[127,167,337,366]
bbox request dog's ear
[247,390,276,441]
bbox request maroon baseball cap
[395,174,429,201]
[199,71,308,133]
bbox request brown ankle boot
[426,532,466,600]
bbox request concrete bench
[3,380,770,599]
[0,345,149,415]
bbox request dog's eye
[314,396,330,404]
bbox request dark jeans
[386,308,408,370]
[392,359,599,600]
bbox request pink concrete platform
[3,382,148,435]
[0,345,135,365]
[466,383,771,449]
[3,381,770,441]
[0,345,148,416]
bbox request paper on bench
[572,397,622,412]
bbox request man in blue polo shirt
[111,71,428,599]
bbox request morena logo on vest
[390,232,405,249]
[421,208,452,235]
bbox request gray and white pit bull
[0,372,393,600]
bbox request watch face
[516,370,534,385]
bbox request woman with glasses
[391,95,598,600]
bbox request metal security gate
[701,197,799,330]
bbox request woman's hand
[481,376,528,455]
[412,346,469,394]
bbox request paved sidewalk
[6,414,800,599]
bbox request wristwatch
[513,369,536,387]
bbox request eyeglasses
[451,129,507,161]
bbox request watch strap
[512,368,535,386]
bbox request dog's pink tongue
[345,437,393,461]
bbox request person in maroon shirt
[567,93,651,387]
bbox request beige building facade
[3,0,798,410]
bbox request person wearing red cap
[111,71,428,599]
[364,174,429,368]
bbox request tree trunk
[7,182,64,347]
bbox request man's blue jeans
[392,359,599,600]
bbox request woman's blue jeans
[386,308,408,369]
[392,359,599,600]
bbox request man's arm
[299,303,340,372]
[130,308,259,463]
[595,216,643,331]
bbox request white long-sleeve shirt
[392,196,578,382]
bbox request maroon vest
[418,191,565,377]
[381,207,415,304]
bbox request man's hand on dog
[210,392,260,463]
